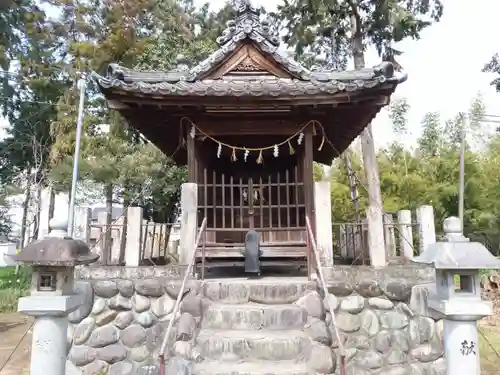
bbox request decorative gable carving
[232,56,262,72]
[205,43,293,79]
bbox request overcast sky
[2,0,499,149]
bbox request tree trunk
[103,184,113,265]
[344,153,366,264]
[32,183,42,240]
[350,12,386,266]
[118,187,130,265]
[19,171,32,248]
[344,153,360,219]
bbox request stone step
[196,329,312,361]
[202,278,315,304]
[193,360,313,375]
[202,303,308,330]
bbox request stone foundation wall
[319,271,445,375]
[66,265,444,375]
[68,267,204,375]
[320,265,445,374]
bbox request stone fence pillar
[314,181,333,267]
[180,183,198,265]
[366,205,386,266]
[125,206,143,266]
[397,209,413,261]
[73,207,91,244]
[416,205,436,254]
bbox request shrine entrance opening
[195,136,308,268]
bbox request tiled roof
[93,71,398,97]
[92,1,406,98]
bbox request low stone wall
[68,267,203,375]
[322,264,436,290]
[319,265,444,375]
[66,265,444,375]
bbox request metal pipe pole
[67,78,86,236]
[458,113,467,231]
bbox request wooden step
[196,246,307,258]
[197,259,306,269]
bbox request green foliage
[0,0,232,250]
[0,182,13,236]
[483,54,500,93]
[329,92,500,254]
[0,266,31,312]
[313,163,325,181]
[39,0,231,227]
[389,97,410,137]
[275,0,443,68]
[479,327,500,375]
[3,0,500,264]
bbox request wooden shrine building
[92,1,405,272]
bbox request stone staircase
[65,269,446,375]
[191,278,329,375]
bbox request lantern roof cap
[413,216,500,270]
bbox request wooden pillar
[303,126,315,233]
[303,127,316,274]
[187,129,196,183]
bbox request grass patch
[479,327,500,375]
[0,266,31,313]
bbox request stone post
[413,216,500,375]
[314,181,334,266]
[366,205,386,266]
[125,206,143,266]
[110,216,122,263]
[97,211,107,260]
[37,188,51,240]
[397,209,414,261]
[383,213,396,260]
[180,183,198,265]
[73,206,91,244]
[416,205,436,254]
[9,215,98,375]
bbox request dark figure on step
[243,230,261,276]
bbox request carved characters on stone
[460,340,476,356]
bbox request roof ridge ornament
[173,54,191,72]
[235,0,257,14]
[216,0,279,47]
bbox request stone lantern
[9,216,98,375]
[413,216,500,375]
